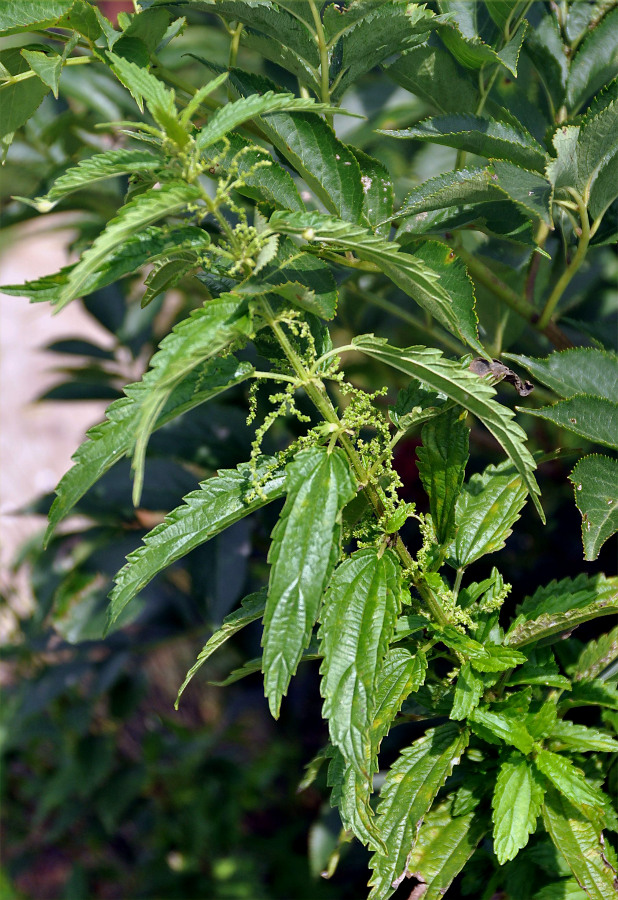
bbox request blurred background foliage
[1,2,616,898]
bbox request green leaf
[352,336,543,520]
[526,396,618,450]
[0,48,49,139]
[506,349,618,401]
[372,648,427,746]
[492,755,545,863]
[271,212,484,353]
[417,407,469,545]
[573,625,618,682]
[108,458,283,629]
[131,295,253,504]
[506,573,618,647]
[327,748,380,850]
[0,0,74,33]
[389,380,446,432]
[21,48,62,98]
[229,69,363,223]
[506,647,571,690]
[369,724,469,900]
[201,132,305,212]
[37,148,162,205]
[196,90,344,150]
[348,146,394,236]
[534,750,614,825]
[404,802,486,900]
[141,251,202,307]
[469,707,534,754]
[106,52,186,145]
[449,461,529,567]
[437,13,526,77]
[548,720,618,754]
[565,7,618,113]
[560,681,618,712]
[386,44,479,114]
[524,4,568,111]
[319,548,401,778]
[45,352,252,541]
[491,159,553,225]
[57,182,201,310]
[569,455,618,561]
[262,448,356,719]
[56,0,100,40]
[381,114,547,172]
[451,662,485,721]
[438,626,527,673]
[175,591,266,707]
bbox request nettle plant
[2,0,618,897]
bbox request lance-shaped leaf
[369,724,469,900]
[228,69,363,223]
[108,458,284,628]
[1,225,208,305]
[438,627,526,673]
[381,114,547,172]
[506,573,618,647]
[469,707,535,755]
[46,356,253,542]
[34,148,163,207]
[569,455,618,561]
[131,294,253,504]
[196,91,342,149]
[201,132,304,212]
[372,648,427,747]
[542,787,618,900]
[506,348,618,402]
[526,396,618,451]
[573,625,618,683]
[0,0,74,33]
[451,662,485,721]
[492,755,545,863]
[565,7,618,112]
[57,182,201,310]
[352,336,543,520]
[449,461,529,568]
[271,212,484,354]
[535,750,615,827]
[386,44,479,115]
[0,47,49,140]
[262,448,356,719]
[327,748,380,850]
[349,146,394,236]
[437,9,527,77]
[417,407,469,545]
[548,720,618,754]
[175,590,266,707]
[404,802,486,900]
[319,548,401,778]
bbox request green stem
[537,189,590,329]
[308,0,332,123]
[228,23,243,70]
[0,54,91,88]
[259,297,449,626]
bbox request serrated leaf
[438,626,527,673]
[506,573,618,647]
[108,458,283,629]
[0,48,49,139]
[560,681,618,712]
[201,132,305,212]
[491,159,552,225]
[21,48,62,98]
[327,748,380,849]
[57,182,201,310]
[548,720,618,753]
[469,707,534,754]
[386,43,478,114]
[506,349,618,401]
[141,251,201,307]
[228,68,363,223]
[543,787,618,900]
[565,7,618,113]
[352,336,542,520]
[349,146,394,236]
[196,90,344,150]
[449,461,529,567]
[271,212,484,353]
[451,662,485,721]
[437,14,526,77]
[381,114,547,172]
[492,755,545,863]
[319,548,401,778]
[524,4,568,111]
[405,801,486,900]
[0,0,73,34]
[46,352,253,540]
[574,625,618,682]
[369,724,469,900]
[107,52,185,145]
[417,407,469,545]
[535,750,614,825]
[262,448,356,719]
[175,590,266,706]
[527,396,618,450]
[372,648,427,746]
[38,148,162,205]
[389,380,446,432]
[569,455,618,561]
